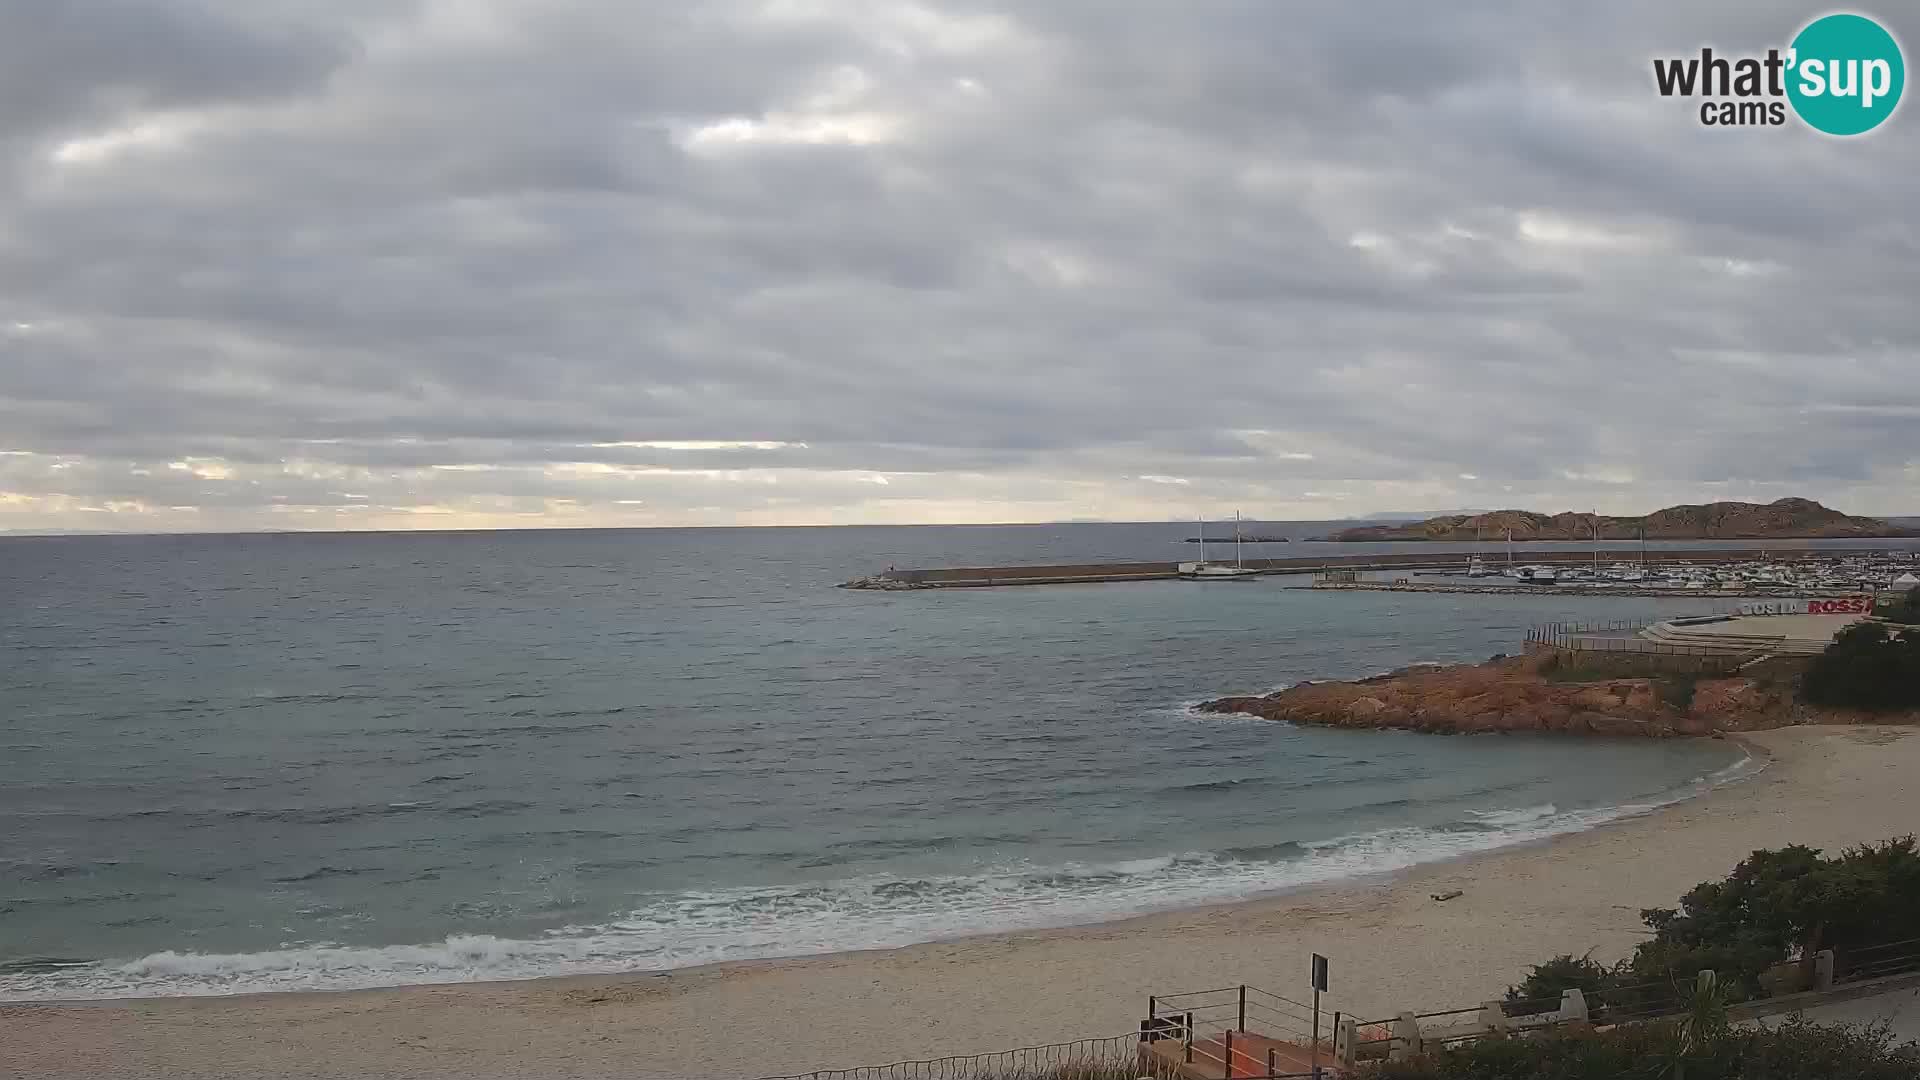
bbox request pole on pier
[1238,984,1247,1034]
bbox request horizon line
[5,511,1919,542]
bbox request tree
[1626,839,1920,995]
[1880,586,1920,625]
[1801,622,1920,712]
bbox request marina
[844,547,1920,595]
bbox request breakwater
[1293,581,1864,599]
[841,547,1856,590]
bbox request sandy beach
[7,725,1918,1080]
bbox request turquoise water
[0,525,1770,998]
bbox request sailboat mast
[1235,511,1243,569]
[1197,514,1207,564]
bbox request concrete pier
[844,547,1899,590]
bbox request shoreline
[2,732,1760,1005]
[12,725,1917,1080]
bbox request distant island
[1357,509,1491,522]
[1329,497,1916,542]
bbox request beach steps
[1637,614,1862,656]
[1142,1030,1329,1078]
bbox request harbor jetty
[840,546,1918,590]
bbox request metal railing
[757,1031,1159,1080]
[1582,979,1687,1025]
[1143,985,1330,1078]
[1525,619,1770,663]
[760,934,1920,1079]
[1837,936,1920,983]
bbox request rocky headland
[1329,497,1914,542]
[1196,651,1912,737]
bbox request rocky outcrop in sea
[1197,653,1809,737]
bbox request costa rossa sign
[1808,595,1874,614]
[1740,595,1874,616]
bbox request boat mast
[1234,511,1243,569]
[1197,513,1207,565]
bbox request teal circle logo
[1786,13,1905,135]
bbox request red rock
[1195,653,1820,738]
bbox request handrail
[1413,1005,1484,1020]
[1236,991,1313,1014]
[757,1029,1144,1080]
[1839,944,1920,981]
[1501,992,1570,1011]
[1148,983,1321,1039]
[1152,1000,1236,1014]
[1152,985,1245,1003]
[1184,1033,1312,1079]
[1245,984,1317,1013]
[1840,935,1920,955]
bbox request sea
[10,521,1877,1000]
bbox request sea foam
[1,746,1762,1002]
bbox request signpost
[1311,953,1329,1079]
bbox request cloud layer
[2,1,1916,531]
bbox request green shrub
[1364,1021,1682,1080]
[1626,838,1920,995]
[1657,674,1700,711]
[1801,622,1920,712]
[1502,838,1920,1008]
[1360,1017,1919,1080]
[1880,586,1920,625]
[1504,954,1619,1019]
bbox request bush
[1801,622,1920,712]
[1504,954,1617,1019]
[1629,838,1920,995]
[1361,1016,1919,1080]
[1657,674,1700,711]
[1366,1021,1679,1080]
[1502,838,1920,1007]
[1450,840,1920,1079]
[1880,586,1920,626]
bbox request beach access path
[6,726,1917,1080]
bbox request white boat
[1180,512,1260,580]
[1467,555,1488,578]
[1527,566,1559,584]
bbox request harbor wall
[1524,641,1792,678]
[871,547,1898,589]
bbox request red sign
[1808,596,1872,615]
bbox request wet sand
[6,726,1916,1080]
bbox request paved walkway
[1746,982,1920,1043]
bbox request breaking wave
[1,747,1762,1001]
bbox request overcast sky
[1,1,1916,532]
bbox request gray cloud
[1,0,1916,532]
